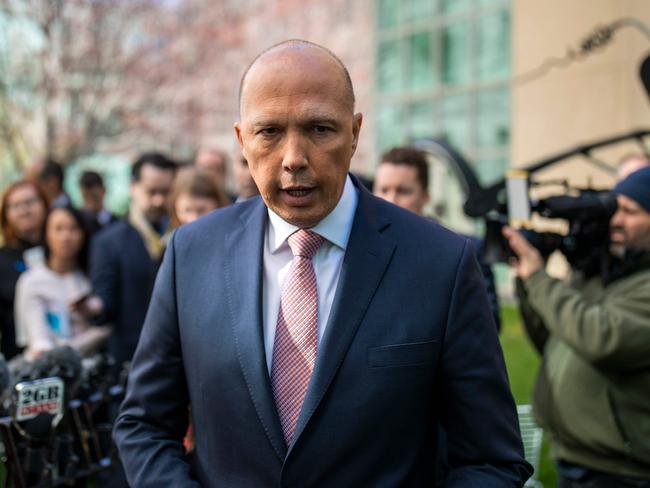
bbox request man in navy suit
[114,40,531,487]
[91,152,177,368]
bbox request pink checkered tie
[271,229,325,444]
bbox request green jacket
[519,256,650,479]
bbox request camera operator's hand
[502,226,544,279]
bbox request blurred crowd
[3,148,646,371]
[0,149,260,369]
[0,145,504,372]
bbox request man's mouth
[610,229,625,240]
[286,189,310,197]
[280,186,317,206]
[283,187,315,197]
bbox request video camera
[483,179,618,278]
[413,129,649,278]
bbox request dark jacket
[114,180,531,487]
[467,235,501,331]
[0,241,36,359]
[90,220,161,367]
[81,209,120,238]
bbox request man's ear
[234,122,245,152]
[351,112,363,155]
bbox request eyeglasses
[6,197,41,212]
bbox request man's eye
[313,125,332,134]
[258,128,279,136]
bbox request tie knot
[287,229,325,259]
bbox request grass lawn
[500,304,557,487]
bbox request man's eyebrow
[249,114,342,128]
[297,112,342,127]
[304,115,340,126]
[250,118,282,128]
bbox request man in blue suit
[114,40,531,487]
[91,152,177,368]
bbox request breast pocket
[368,340,438,368]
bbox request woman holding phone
[14,206,110,360]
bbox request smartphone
[69,293,93,309]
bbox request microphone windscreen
[31,347,83,398]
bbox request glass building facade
[376,0,511,186]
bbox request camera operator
[503,166,650,488]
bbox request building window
[375,0,511,187]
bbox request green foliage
[500,304,557,487]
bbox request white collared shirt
[263,175,358,373]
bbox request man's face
[195,150,227,187]
[40,176,62,203]
[610,194,650,251]
[130,164,175,224]
[235,48,362,228]
[81,185,105,214]
[373,162,429,215]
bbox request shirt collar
[97,208,112,226]
[267,174,358,253]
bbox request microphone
[78,353,116,402]
[9,347,83,440]
[30,346,83,399]
[5,348,83,485]
[2,348,120,485]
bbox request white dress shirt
[263,175,358,373]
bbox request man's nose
[282,133,308,172]
[152,194,166,207]
[610,209,623,227]
[383,191,398,204]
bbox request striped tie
[271,229,325,444]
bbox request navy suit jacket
[90,220,161,367]
[114,177,532,487]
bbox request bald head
[233,39,363,228]
[238,40,355,115]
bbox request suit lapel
[224,200,287,461]
[289,186,396,453]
